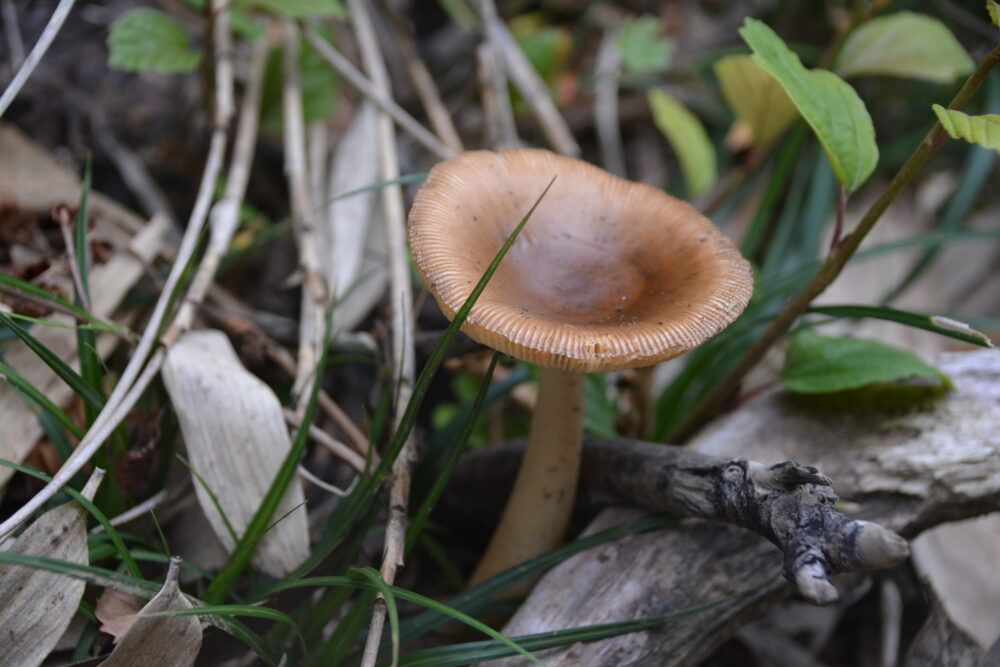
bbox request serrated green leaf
[647,90,716,196]
[617,16,675,78]
[107,9,202,73]
[714,54,798,148]
[781,332,946,394]
[932,105,1000,153]
[987,0,999,28]
[834,12,974,83]
[740,18,878,192]
[241,0,345,18]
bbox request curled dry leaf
[95,587,144,643]
[162,329,309,577]
[0,469,103,667]
[100,557,202,666]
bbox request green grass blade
[0,459,141,578]
[0,310,105,411]
[406,353,499,553]
[0,357,84,439]
[394,585,761,666]
[285,177,557,581]
[176,454,239,543]
[202,310,333,604]
[0,274,132,337]
[317,172,427,211]
[806,305,993,347]
[144,605,305,654]
[74,156,93,307]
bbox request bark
[451,349,1000,666]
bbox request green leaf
[107,9,202,73]
[781,332,946,394]
[647,90,716,196]
[714,55,798,149]
[807,305,993,348]
[239,0,345,18]
[617,16,674,78]
[511,15,572,81]
[932,105,1000,153]
[739,18,878,193]
[989,0,1000,28]
[834,12,974,84]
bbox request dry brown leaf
[95,587,143,643]
[161,329,309,577]
[100,557,202,666]
[0,469,103,667]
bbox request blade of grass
[806,305,993,347]
[318,172,428,211]
[313,589,376,666]
[283,177,557,582]
[406,352,499,554]
[394,583,765,666]
[175,454,239,544]
[270,577,543,666]
[0,459,141,578]
[0,357,84,439]
[202,306,334,604]
[0,310,105,411]
[145,605,306,654]
[0,274,133,337]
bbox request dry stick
[477,0,580,157]
[55,206,92,312]
[347,1,417,665]
[283,409,368,473]
[0,0,75,117]
[669,42,1000,443]
[381,7,464,154]
[0,0,237,542]
[476,36,519,150]
[281,20,328,413]
[303,26,455,161]
[594,29,626,178]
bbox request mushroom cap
[408,149,753,373]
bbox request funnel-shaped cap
[408,149,753,372]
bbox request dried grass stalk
[162,329,309,577]
[0,469,103,667]
[101,557,202,666]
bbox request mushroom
[408,148,753,586]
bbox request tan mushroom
[408,148,753,586]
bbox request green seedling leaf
[714,54,798,149]
[647,90,716,196]
[240,0,346,18]
[932,105,1000,153]
[989,0,1000,28]
[835,11,974,83]
[740,18,877,192]
[617,16,675,78]
[807,305,993,348]
[782,331,946,394]
[107,9,202,73]
[511,14,572,81]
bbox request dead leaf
[95,587,144,643]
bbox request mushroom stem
[469,366,586,588]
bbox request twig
[668,43,1000,442]
[283,408,370,473]
[380,5,464,154]
[347,0,417,664]
[0,0,76,118]
[297,464,357,496]
[476,42,518,149]
[594,29,625,177]
[829,182,847,251]
[477,0,580,157]
[303,26,455,161]
[54,205,91,312]
[1,0,25,69]
[281,19,328,413]
[0,0,237,542]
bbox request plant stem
[668,42,1000,443]
[468,367,586,590]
